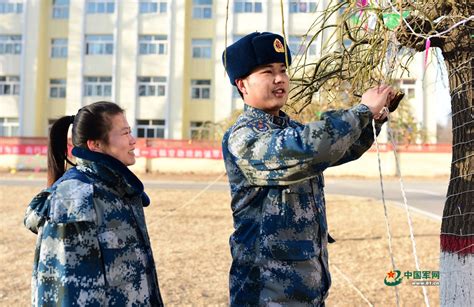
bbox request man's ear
[235,79,247,95]
[86,140,102,152]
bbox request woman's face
[99,113,137,166]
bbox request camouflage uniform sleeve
[330,118,384,167]
[228,104,372,186]
[24,188,52,234]
[33,179,105,305]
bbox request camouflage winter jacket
[223,104,381,306]
[24,147,163,306]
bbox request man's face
[236,63,289,116]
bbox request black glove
[388,91,404,112]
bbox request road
[1,176,446,220]
[324,178,446,220]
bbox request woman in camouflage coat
[24,101,164,306]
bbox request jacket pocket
[270,240,316,261]
[261,239,327,304]
[98,228,145,287]
[282,181,314,208]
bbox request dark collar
[72,147,149,204]
[244,104,290,127]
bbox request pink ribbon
[424,38,431,68]
[357,0,368,18]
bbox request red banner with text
[0,137,451,158]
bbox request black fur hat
[222,32,292,85]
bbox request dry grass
[0,178,440,306]
[326,195,440,306]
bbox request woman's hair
[47,101,124,186]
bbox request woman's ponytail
[47,115,75,186]
[47,101,124,186]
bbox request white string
[439,244,474,256]
[451,106,474,118]
[386,117,431,307]
[449,172,473,182]
[385,0,474,40]
[452,140,474,148]
[372,119,401,307]
[384,0,473,84]
[442,212,474,219]
[452,154,474,164]
[450,87,472,99]
[159,172,227,221]
[332,264,374,306]
[441,232,474,237]
[451,120,474,131]
[446,189,474,201]
[155,172,230,253]
[425,16,474,38]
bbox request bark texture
[437,1,474,305]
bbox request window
[192,39,212,58]
[0,1,23,14]
[0,76,20,95]
[86,0,115,14]
[51,38,68,58]
[49,79,66,98]
[85,35,113,55]
[192,0,212,19]
[138,76,166,96]
[139,35,168,55]
[289,1,317,13]
[136,119,165,138]
[0,35,21,55]
[191,80,211,99]
[52,0,69,19]
[289,35,316,56]
[395,79,416,100]
[0,117,19,136]
[190,121,210,140]
[234,1,262,13]
[84,76,112,96]
[139,0,167,14]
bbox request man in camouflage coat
[24,147,163,306]
[221,32,396,305]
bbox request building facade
[0,0,443,142]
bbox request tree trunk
[439,10,474,305]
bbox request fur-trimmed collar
[72,147,150,205]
